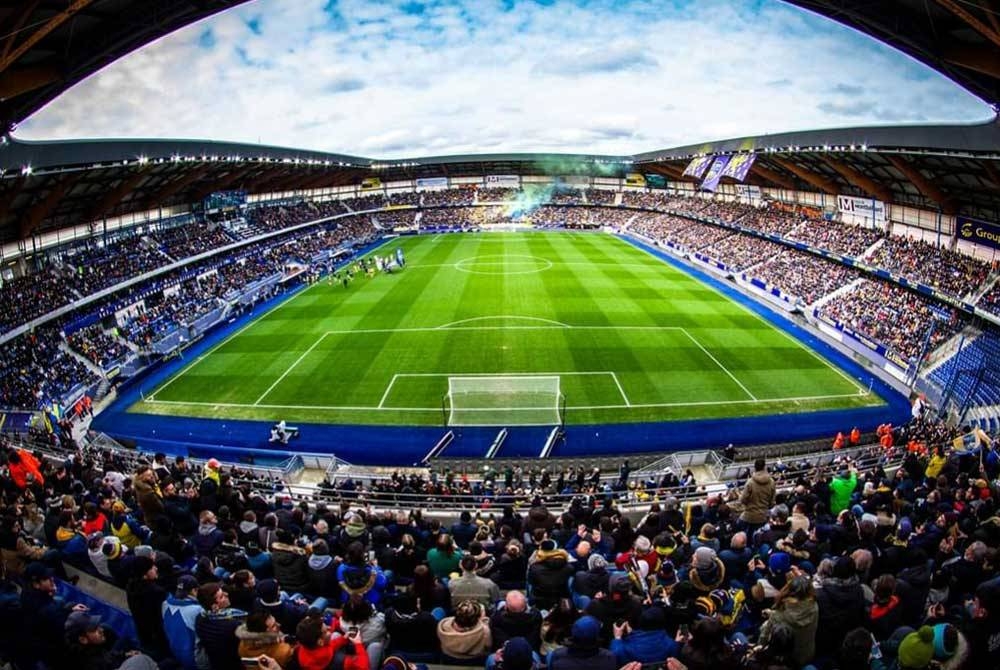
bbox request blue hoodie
[610,629,680,665]
[162,594,201,670]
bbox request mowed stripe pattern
[139,233,880,425]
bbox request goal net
[444,375,564,426]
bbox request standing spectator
[270,531,310,594]
[740,459,776,533]
[126,555,168,654]
[829,463,858,515]
[162,575,201,670]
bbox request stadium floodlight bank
[443,375,566,426]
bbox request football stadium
[2,1,1000,669]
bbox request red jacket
[293,636,368,670]
[8,449,44,489]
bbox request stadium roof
[0,1,254,135]
[0,0,999,244]
[784,1,1000,106]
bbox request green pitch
[133,232,882,425]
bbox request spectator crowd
[1,415,999,670]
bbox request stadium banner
[486,174,519,187]
[735,184,762,203]
[416,177,449,190]
[837,194,887,222]
[682,155,714,178]
[624,173,647,187]
[699,156,731,192]
[360,177,382,190]
[721,153,756,182]
[957,215,1000,251]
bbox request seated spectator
[493,540,528,590]
[487,636,542,670]
[426,533,463,580]
[449,554,500,610]
[271,531,310,595]
[236,610,296,668]
[528,539,574,610]
[384,592,442,657]
[610,606,679,665]
[65,610,157,670]
[291,612,369,670]
[257,578,310,635]
[679,616,741,670]
[340,594,388,669]
[437,599,492,660]
[195,582,248,670]
[758,575,817,668]
[338,540,388,605]
[546,615,617,670]
[572,554,610,609]
[539,598,580,657]
[308,538,341,600]
[490,590,543,651]
[226,569,258,613]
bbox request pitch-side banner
[486,174,519,187]
[700,156,731,192]
[958,216,1000,251]
[721,153,756,182]
[837,194,887,222]
[682,155,714,178]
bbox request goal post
[443,375,565,426]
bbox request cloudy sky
[16,0,993,157]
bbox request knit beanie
[588,554,608,571]
[693,546,716,570]
[898,626,935,669]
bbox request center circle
[454,254,553,275]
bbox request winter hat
[101,537,124,560]
[898,626,935,669]
[176,574,199,597]
[132,556,155,578]
[206,458,221,470]
[588,554,608,571]
[634,536,652,553]
[501,637,535,670]
[850,504,865,519]
[134,545,155,559]
[693,546,717,570]
[570,616,601,648]
[256,578,281,606]
[657,559,677,586]
[344,513,367,537]
[932,624,957,660]
[768,552,792,576]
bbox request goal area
[443,375,566,426]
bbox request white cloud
[16,0,992,157]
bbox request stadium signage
[958,216,1000,251]
[486,174,519,187]
[416,177,449,189]
[837,195,887,222]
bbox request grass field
[133,232,883,426]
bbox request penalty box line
[378,371,632,409]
